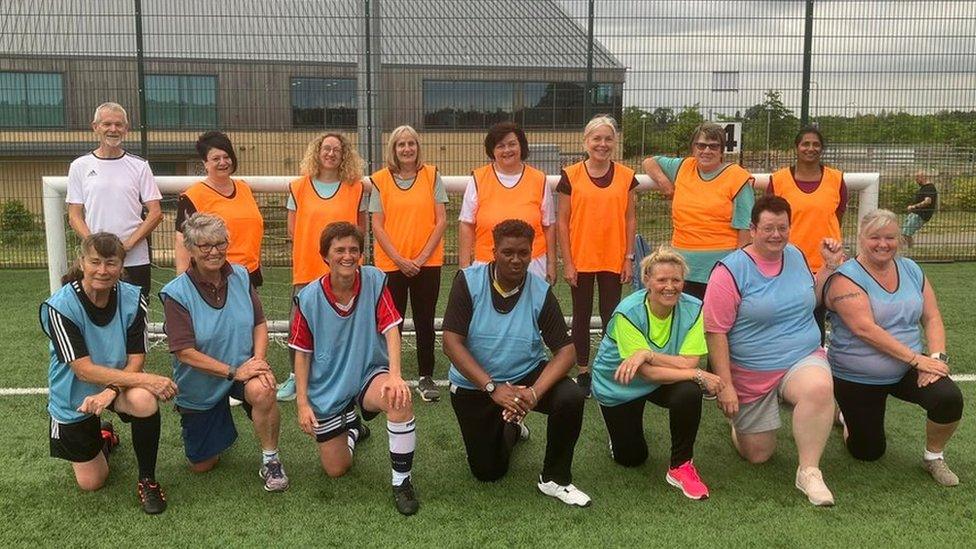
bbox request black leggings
[599,381,703,468]
[450,364,585,485]
[386,267,441,377]
[833,371,964,462]
[571,271,621,368]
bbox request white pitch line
[3,376,975,397]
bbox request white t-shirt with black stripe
[66,151,161,267]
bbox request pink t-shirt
[703,248,793,404]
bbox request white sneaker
[537,476,592,507]
[795,467,835,506]
[229,396,243,407]
[518,421,530,441]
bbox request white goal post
[41,172,879,335]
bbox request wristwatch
[226,367,237,381]
[484,380,496,394]
[930,352,949,363]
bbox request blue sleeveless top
[296,266,389,418]
[160,264,255,411]
[720,244,821,372]
[448,264,549,390]
[40,281,142,423]
[592,291,703,407]
[827,257,924,385]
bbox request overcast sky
[557,0,976,116]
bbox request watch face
[485,382,496,393]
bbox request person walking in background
[902,170,938,248]
[370,125,448,403]
[642,122,754,300]
[556,115,637,398]
[67,102,162,297]
[277,132,367,402]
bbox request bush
[943,177,976,212]
[0,200,38,243]
[878,180,917,212]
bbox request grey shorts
[732,352,831,434]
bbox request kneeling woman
[592,247,721,500]
[826,209,962,486]
[42,233,176,514]
[289,222,419,515]
[160,213,288,491]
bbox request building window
[592,83,623,119]
[520,82,621,129]
[291,77,357,128]
[146,75,217,128]
[423,80,515,129]
[0,72,64,127]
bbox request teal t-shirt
[654,156,755,283]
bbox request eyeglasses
[321,146,343,155]
[693,142,723,152]
[754,225,789,236]
[195,240,229,253]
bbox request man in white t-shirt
[67,103,162,296]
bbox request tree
[742,90,798,152]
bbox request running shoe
[795,467,835,506]
[575,371,592,399]
[276,373,296,401]
[924,458,959,487]
[259,459,290,492]
[137,478,167,515]
[666,460,709,500]
[392,478,420,516]
[537,476,592,507]
[416,376,440,402]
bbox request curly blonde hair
[299,132,364,182]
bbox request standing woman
[770,127,848,338]
[176,131,265,287]
[276,132,367,401]
[642,123,755,299]
[370,125,448,402]
[41,233,177,514]
[556,115,637,397]
[458,122,556,283]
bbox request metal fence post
[134,0,148,158]
[800,0,815,126]
[584,0,594,120]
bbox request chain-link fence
[2,0,975,269]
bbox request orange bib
[371,165,444,272]
[771,166,843,272]
[671,159,752,250]
[182,180,264,272]
[290,175,363,284]
[472,164,548,262]
[565,161,633,273]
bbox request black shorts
[122,263,152,297]
[176,382,250,464]
[49,406,134,463]
[313,368,388,443]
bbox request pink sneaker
[666,460,709,500]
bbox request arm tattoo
[831,291,861,304]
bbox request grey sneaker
[924,458,959,487]
[416,376,440,402]
[259,459,289,492]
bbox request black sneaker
[137,478,167,515]
[356,423,371,444]
[416,376,440,402]
[576,372,592,399]
[392,478,420,516]
[100,420,120,456]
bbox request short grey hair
[583,114,618,140]
[182,213,228,249]
[92,102,129,125]
[858,208,899,238]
